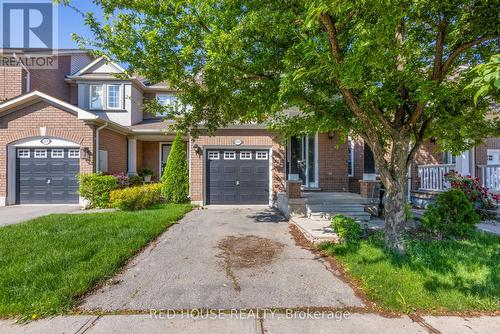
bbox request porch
[417,164,500,193]
[276,187,377,222]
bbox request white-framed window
[17,149,30,158]
[224,151,236,160]
[90,85,104,110]
[34,149,47,158]
[68,149,80,158]
[156,94,178,116]
[107,84,122,109]
[488,155,493,161]
[256,151,268,160]
[51,149,64,158]
[240,151,252,160]
[348,138,354,177]
[208,151,220,160]
[156,94,177,107]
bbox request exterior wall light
[193,143,202,155]
[81,147,91,161]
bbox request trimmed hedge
[161,133,189,203]
[422,189,480,238]
[331,214,361,243]
[78,173,118,208]
[110,183,162,210]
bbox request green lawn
[0,204,191,318]
[320,232,500,313]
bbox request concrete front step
[305,198,372,205]
[309,211,371,222]
[307,204,367,213]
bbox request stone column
[127,137,137,175]
[286,180,302,198]
[359,180,381,198]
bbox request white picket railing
[479,164,500,192]
[418,164,454,192]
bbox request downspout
[95,122,108,172]
[13,53,30,92]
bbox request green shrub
[110,183,162,210]
[128,174,143,186]
[139,167,155,177]
[422,189,480,238]
[331,214,361,243]
[161,133,189,203]
[78,173,118,208]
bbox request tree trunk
[371,136,411,255]
[383,178,408,255]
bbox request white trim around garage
[4,136,81,206]
[201,145,274,207]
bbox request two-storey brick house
[0,50,498,207]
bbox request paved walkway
[0,313,498,333]
[0,205,81,227]
[81,208,361,310]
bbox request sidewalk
[0,313,498,334]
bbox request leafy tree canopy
[65,0,499,150]
[60,0,499,252]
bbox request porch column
[128,137,137,175]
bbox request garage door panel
[255,166,268,174]
[255,180,268,187]
[223,166,237,174]
[16,148,80,204]
[239,166,252,174]
[239,180,254,187]
[206,149,269,205]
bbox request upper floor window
[107,84,122,109]
[90,85,104,110]
[156,94,177,107]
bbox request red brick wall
[190,129,286,203]
[475,138,500,165]
[99,128,128,174]
[475,137,500,177]
[0,67,24,101]
[411,141,443,191]
[317,132,349,192]
[0,101,95,199]
[29,55,72,102]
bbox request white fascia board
[73,56,127,76]
[0,91,98,120]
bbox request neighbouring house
[0,49,498,208]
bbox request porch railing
[479,164,500,192]
[417,164,454,192]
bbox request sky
[57,0,102,49]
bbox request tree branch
[431,21,447,81]
[407,116,432,165]
[441,36,495,76]
[319,13,343,63]
[405,102,425,131]
[369,103,394,131]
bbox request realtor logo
[1,0,56,49]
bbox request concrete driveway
[81,208,362,311]
[0,205,81,227]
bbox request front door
[287,135,318,188]
[160,144,171,176]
